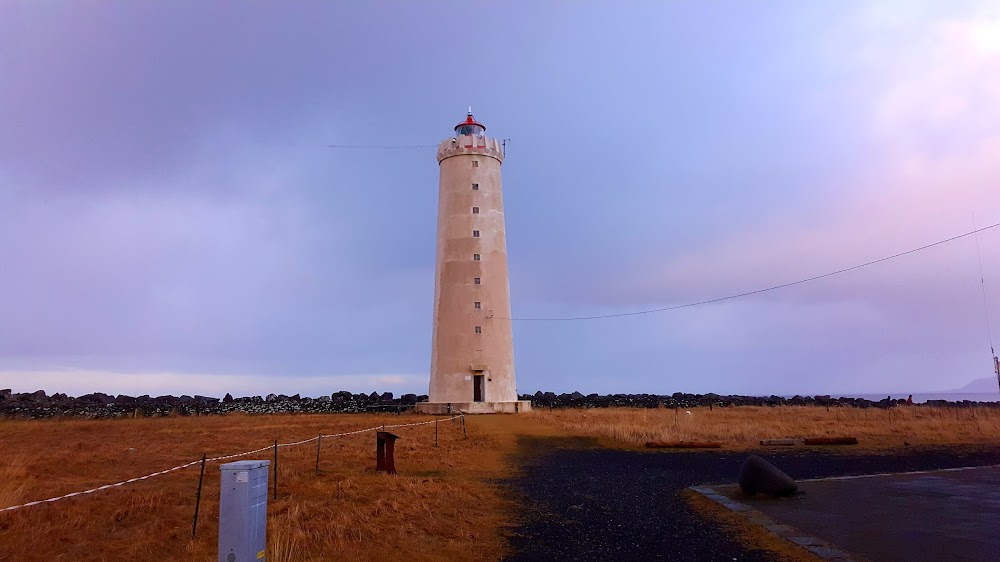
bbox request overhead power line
[327,144,436,149]
[972,213,996,355]
[501,221,1000,322]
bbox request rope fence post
[191,453,207,538]
[435,417,439,447]
[272,439,278,500]
[462,414,467,439]
[315,433,322,476]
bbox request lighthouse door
[473,375,484,402]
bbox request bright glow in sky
[1,1,998,397]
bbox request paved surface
[504,438,1000,562]
[716,466,1000,562]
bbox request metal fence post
[272,439,278,500]
[192,453,207,538]
[315,434,322,476]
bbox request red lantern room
[454,109,486,136]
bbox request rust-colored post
[385,435,396,474]
[435,417,439,447]
[272,439,278,500]
[376,432,400,475]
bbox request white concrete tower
[417,111,530,414]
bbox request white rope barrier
[0,415,460,514]
[0,459,202,513]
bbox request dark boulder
[738,455,797,497]
[223,393,234,403]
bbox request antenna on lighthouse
[468,106,473,115]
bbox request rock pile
[3,388,996,419]
[0,389,425,419]
[519,391,1000,409]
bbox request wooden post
[435,418,439,447]
[462,414,467,439]
[315,434,322,476]
[272,439,278,500]
[191,453,207,538]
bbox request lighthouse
[416,111,531,414]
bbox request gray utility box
[218,460,269,562]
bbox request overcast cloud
[1,1,998,397]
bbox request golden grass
[532,405,1000,449]
[0,412,558,562]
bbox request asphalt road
[504,438,1000,561]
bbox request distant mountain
[952,377,999,393]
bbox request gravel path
[504,438,1000,561]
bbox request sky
[1,1,999,398]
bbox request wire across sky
[327,144,436,149]
[499,221,1000,322]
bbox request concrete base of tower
[414,400,532,415]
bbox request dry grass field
[0,412,559,562]
[533,405,1000,449]
[3,405,1000,561]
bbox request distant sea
[831,393,1000,404]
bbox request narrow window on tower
[472,230,480,237]
[474,301,481,309]
[473,253,480,261]
[472,183,479,190]
[472,161,479,168]
[474,277,481,285]
[472,206,479,214]
[474,326,482,334]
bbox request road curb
[690,485,859,562]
